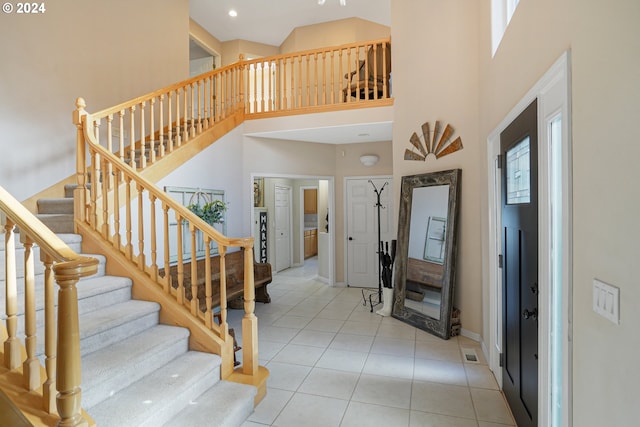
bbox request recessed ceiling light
[228,9,237,17]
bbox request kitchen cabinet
[304,189,317,214]
[304,228,318,258]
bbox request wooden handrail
[75,100,259,378]
[1,185,98,426]
[80,113,250,248]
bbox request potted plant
[187,199,228,225]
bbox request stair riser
[37,215,75,234]
[88,352,222,427]
[37,199,74,214]
[138,365,221,427]
[76,285,132,317]
[4,277,126,325]
[12,283,133,339]
[80,311,159,356]
[83,333,189,409]
[164,381,257,427]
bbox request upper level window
[492,0,521,56]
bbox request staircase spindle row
[81,38,390,179]
[76,106,256,377]
[1,185,99,426]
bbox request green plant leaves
[187,199,227,225]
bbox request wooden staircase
[7,188,258,426]
[2,37,394,425]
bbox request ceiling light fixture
[318,0,346,5]
[360,154,379,167]
[228,9,237,17]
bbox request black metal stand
[362,180,388,312]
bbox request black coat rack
[362,180,388,312]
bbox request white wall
[158,126,247,241]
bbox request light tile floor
[229,259,516,427]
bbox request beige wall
[280,18,390,53]
[243,137,392,283]
[391,0,482,336]
[566,1,639,425]
[190,18,223,63]
[334,141,393,283]
[477,0,640,425]
[221,40,281,66]
[0,0,189,201]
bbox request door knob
[348,237,353,240]
[523,308,538,320]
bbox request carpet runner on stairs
[2,212,256,426]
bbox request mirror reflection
[405,185,450,320]
[392,169,461,339]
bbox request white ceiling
[190,0,390,48]
[189,0,392,145]
[245,121,392,144]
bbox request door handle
[348,237,353,240]
[523,308,538,320]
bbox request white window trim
[491,0,521,56]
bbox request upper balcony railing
[83,37,392,173]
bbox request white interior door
[275,185,292,272]
[346,177,393,287]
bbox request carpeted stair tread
[6,273,131,338]
[78,300,160,356]
[36,198,74,214]
[162,380,257,427]
[1,254,111,318]
[82,324,190,409]
[36,213,74,233]
[88,351,222,427]
[76,274,133,315]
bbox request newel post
[54,257,97,427]
[73,98,88,228]
[242,243,258,376]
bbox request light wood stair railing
[1,185,99,427]
[74,102,261,384]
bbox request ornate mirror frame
[391,169,462,339]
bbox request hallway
[228,261,516,427]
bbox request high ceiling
[190,0,391,47]
[189,0,392,145]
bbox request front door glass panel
[506,136,531,204]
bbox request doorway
[501,99,538,427]
[251,174,335,285]
[345,176,393,288]
[189,37,217,77]
[487,52,572,427]
[274,185,292,272]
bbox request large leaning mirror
[392,169,461,339]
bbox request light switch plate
[593,279,620,324]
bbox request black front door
[501,99,538,427]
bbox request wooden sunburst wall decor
[404,121,463,161]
